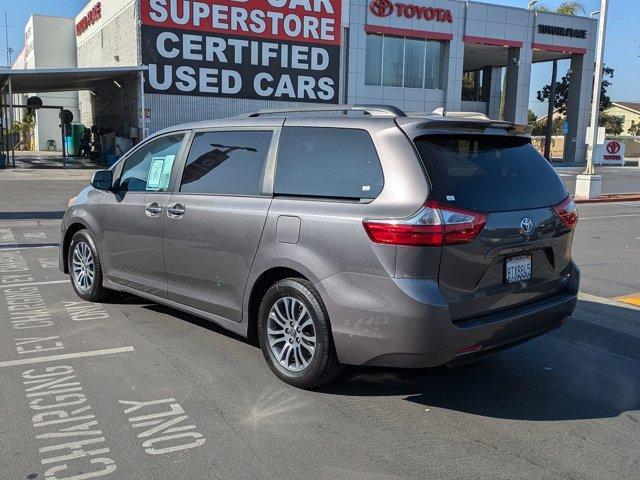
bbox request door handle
[167,203,185,217]
[145,202,162,216]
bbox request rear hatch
[412,134,576,322]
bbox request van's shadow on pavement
[132,295,639,423]
[323,357,639,422]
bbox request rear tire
[258,278,343,389]
[68,230,109,302]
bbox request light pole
[2,13,11,67]
[544,59,558,161]
[587,7,605,171]
[586,9,601,166]
[576,0,608,198]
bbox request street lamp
[527,0,538,9]
[576,0,608,199]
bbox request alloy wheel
[267,296,317,372]
[72,241,95,293]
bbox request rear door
[412,134,574,321]
[162,127,277,322]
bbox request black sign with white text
[141,25,340,102]
[140,0,342,103]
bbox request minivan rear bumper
[316,261,579,368]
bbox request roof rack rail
[238,104,407,118]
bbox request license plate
[505,254,532,284]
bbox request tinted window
[275,127,384,200]
[118,134,185,192]
[180,130,273,195]
[414,135,568,212]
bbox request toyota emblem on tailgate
[520,217,534,235]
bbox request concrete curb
[574,193,640,204]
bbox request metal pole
[4,13,10,67]
[8,76,15,167]
[1,88,6,167]
[585,0,609,174]
[543,59,557,161]
[60,108,66,167]
[139,70,147,140]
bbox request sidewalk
[1,151,100,181]
[2,150,103,169]
[553,164,640,197]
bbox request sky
[1,0,637,116]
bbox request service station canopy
[0,66,147,94]
[0,66,148,166]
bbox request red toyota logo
[606,141,620,154]
[370,0,394,17]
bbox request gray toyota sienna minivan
[60,105,579,388]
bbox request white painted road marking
[0,346,135,368]
[37,257,60,269]
[120,398,205,455]
[0,279,69,289]
[22,365,118,477]
[579,213,640,220]
[0,244,59,250]
[23,232,47,239]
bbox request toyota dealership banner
[140,0,342,103]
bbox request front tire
[68,230,109,302]
[258,278,343,389]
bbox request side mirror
[91,170,113,190]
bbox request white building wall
[349,0,459,113]
[76,0,139,133]
[14,15,79,152]
[442,2,466,113]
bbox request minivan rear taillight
[553,196,578,229]
[363,201,487,246]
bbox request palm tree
[535,1,586,160]
[536,2,586,15]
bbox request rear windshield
[413,135,568,212]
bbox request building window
[365,34,383,86]
[382,35,404,87]
[424,40,444,89]
[365,33,444,90]
[404,38,426,88]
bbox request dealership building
[13,0,598,163]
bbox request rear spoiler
[396,116,533,137]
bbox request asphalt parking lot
[1,169,639,479]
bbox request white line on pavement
[578,292,640,311]
[0,279,69,288]
[0,245,58,251]
[580,213,640,220]
[0,346,135,368]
